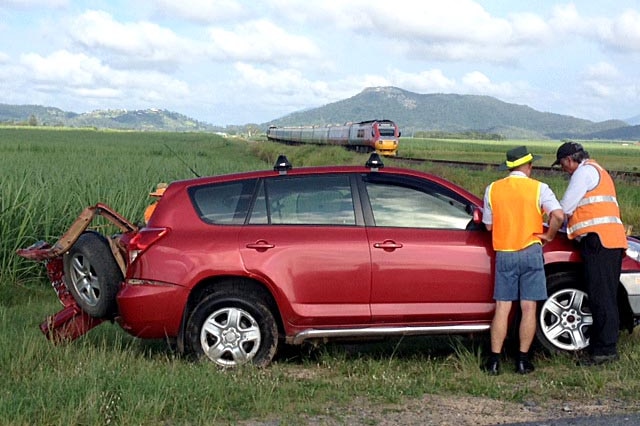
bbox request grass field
[2,128,640,424]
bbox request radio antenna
[164,143,200,177]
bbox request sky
[2,1,640,126]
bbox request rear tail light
[127,227,169,263]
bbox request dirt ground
[306,394,636,425]
[244,393,638,425]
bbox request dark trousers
[580,233,624,356]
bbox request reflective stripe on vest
[567,160,627,249]
[576,195,618,208]
[567,216,623,235]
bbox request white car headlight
[627,239,640,263]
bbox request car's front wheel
[185,286,279,367]
[536,272,591,353]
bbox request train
[266,119,400,156]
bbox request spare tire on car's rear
[63,231,122,319]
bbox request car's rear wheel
[63,231,122,319]
[536,272,591,353]
[185,286,279,367]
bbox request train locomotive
[266,119,400,156]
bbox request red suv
[19,154,640,367]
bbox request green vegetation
[0,104,218,132]
[0,128,267,286]
[2,128,640,424]
[413,130,505,140]
[267,87,633,140]
[7,86,640,139]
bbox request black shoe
[483,359,500,375]
[577,353,619,366]
[515,358,535,374]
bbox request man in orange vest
[553,141,628,365]
[482,146,564,375]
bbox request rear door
[239,173,372,328]
[360,173,495,324]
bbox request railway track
[391,156,640,182]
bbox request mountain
[0,104,218,132]
[264,87,632,140]
[3,87,640,139]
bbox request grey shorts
[494,243,547,301]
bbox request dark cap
[498,146,542,170]
[552,141,584,166]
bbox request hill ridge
[2,87,639,139]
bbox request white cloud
[0,0,67,7]
[584,62,619,80]
[151,0,245,24]
[19,50,189,101]
[599,9,640,52]
[387,69,457,93]
[69,10,199,66]
[233,63,332,100]
[285,0,546,64]
[21,50,104,86]
[548,3,586,34]
[207,19,321,64]
[460,71,533,103]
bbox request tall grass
[0,128,268,286]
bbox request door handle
[373,241,403,250]
[246,240,275,250]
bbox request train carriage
[267,119,399,156]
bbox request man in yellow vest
[553,141,628,365]
[482,146,564,375]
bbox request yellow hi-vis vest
[567,160,628,249]
[488,176,543,251]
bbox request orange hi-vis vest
[488,175,543,252]
[567,160,627,249]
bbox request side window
[365,179,472,229]
[249,174,355,225]
[189,179,257,224]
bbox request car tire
[536,271,591,353]
[185,286,279,368]
[63,231,122,319]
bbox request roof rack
[273,154,292,175]
[366,153,384,171]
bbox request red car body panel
[239,224,372,329]
[116,283,187,338]
[367,227,495,323]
